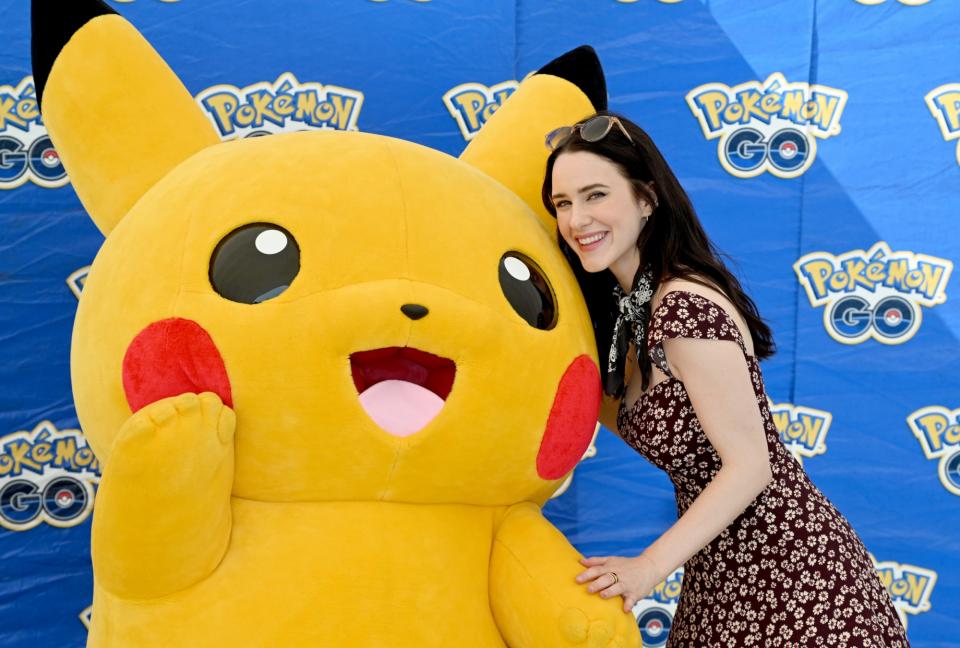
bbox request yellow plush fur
[44,12,642,648]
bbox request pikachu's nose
[400,304,428,321]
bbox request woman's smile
[576,231,608,251]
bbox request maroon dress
[617,290,909,648]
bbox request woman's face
[550,151,653,279]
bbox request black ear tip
[535,45,607,112]
[31,0,118,110]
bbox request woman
[541,111,908,647]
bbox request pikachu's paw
[110,391,234,472]
[558,606,641,648]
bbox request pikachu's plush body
[33,1,641,646]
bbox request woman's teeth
[578,232,606,246]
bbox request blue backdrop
[1,1,957,646]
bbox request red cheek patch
[122,318,232,412]
[536,354,601,480]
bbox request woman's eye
[498,252,557,330]
[554,199,570,209]
[587,191,605,200]
[209,223,300,304]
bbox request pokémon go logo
[769,401,832,465]
[794,241,951,345]
[686,73,847,178]
[907,406,960,496]
[0,421,100,531]
[631,568,682,647]
[872,557,937,630]
[196,73,364,140]
[443,81,518,141]
[926,83,960,166]
[0,77,67,190]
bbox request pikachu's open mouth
[349,347,456,437]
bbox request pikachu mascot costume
[33,1,642,646]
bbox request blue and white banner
[1,1,957,645]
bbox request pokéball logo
[637,608,672,646]
[907,406,960,496]
[443,81,518,141]
[0,421,100,531]
[631,568,682,647]
[926,83,960,166]
[686,73,847,178]
[196,73,364,140]
[794,242,951,345]
[0,77,68,190]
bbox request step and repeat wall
[1,0,957,646]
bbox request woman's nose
[569,204,592,229]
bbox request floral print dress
[617,291,909,647]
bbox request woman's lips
[576,231,607,252]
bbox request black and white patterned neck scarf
[606,267,654,395]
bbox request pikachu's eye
[209,223,300,304]
[499,252,557,330]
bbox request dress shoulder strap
[647,290,749,378]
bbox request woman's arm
[577,334,772,610]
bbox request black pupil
[209,223,300,304]
[498,253,557,330]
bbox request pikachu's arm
[490,503,642,648]
[91,392,235,599]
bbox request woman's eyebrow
[552,183,609,200]
[577,183,609,193]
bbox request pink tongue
[358,380,445,437]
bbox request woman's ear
[32,0,219,235]
[459,46,607,230]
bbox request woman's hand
[575,553,661,612]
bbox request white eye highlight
[503,256,531,282]
[255,229,288,255]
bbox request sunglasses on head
[544,115,635,151]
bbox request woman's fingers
[586,571,619,593]
[578,556,609,567]
[575,565,610,584]
[622,596,637,612]
[598,579,625,599]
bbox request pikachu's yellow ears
[460,46,607,229]
[32,0,220,235]
[33,0,606,235]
